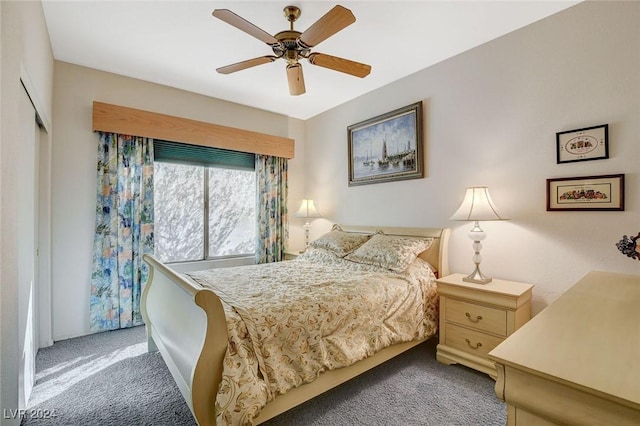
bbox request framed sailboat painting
[347,101,424,186]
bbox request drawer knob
[465,312,483,323]
[465,338,483,350]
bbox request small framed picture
[546,174,624,211]
[556,124,608,164]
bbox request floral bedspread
[186,248,439,425]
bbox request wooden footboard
[141,254,227,426]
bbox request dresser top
[489,270,640,407]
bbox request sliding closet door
[17,86,38,409]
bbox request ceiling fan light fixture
[286,63,305,96]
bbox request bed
[141,225,450,425]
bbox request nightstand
[284,251,299,260]
[435,273,533,379]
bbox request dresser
[489,270,640,425]
[436,273,534,378]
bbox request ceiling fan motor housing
[273,30,310,64]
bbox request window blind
[154,139,255,171]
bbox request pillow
[310,227,371,257]
[344,233,434,272]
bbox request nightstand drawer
[445,323,504,358]
[445,299,507,336]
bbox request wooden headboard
[338,225,450,277]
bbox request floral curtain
[90,132,154,332]
[256,155,288,263]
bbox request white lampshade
[295,199,321,250]
[449,187,507,222]
[294,199,321,219]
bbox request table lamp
[449,187,508,284]
[294,199,321,248]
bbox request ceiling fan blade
[216,56,277,74]
[308,53,371,78]
[298,5,355,48]
[286,64,306,96]
[212,9,280,46]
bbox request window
[153,141,256,263]
[207,167,256,257]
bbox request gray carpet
[23,326,505,425]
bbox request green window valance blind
[154,139,255,171]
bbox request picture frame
[546,174,624,211]
[556,124,608,164]
[348,101,423,186]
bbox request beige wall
[51,62,306,340]
[1,0,54,421]
[304,1,640,313]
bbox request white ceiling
[42,1,578,120]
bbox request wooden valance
[92,101,295,159]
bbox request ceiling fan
[212,5,372,96]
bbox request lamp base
[463,221,492,284]
[303,220,311,248]
[463,268,492,285]
[463,275,493,285]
